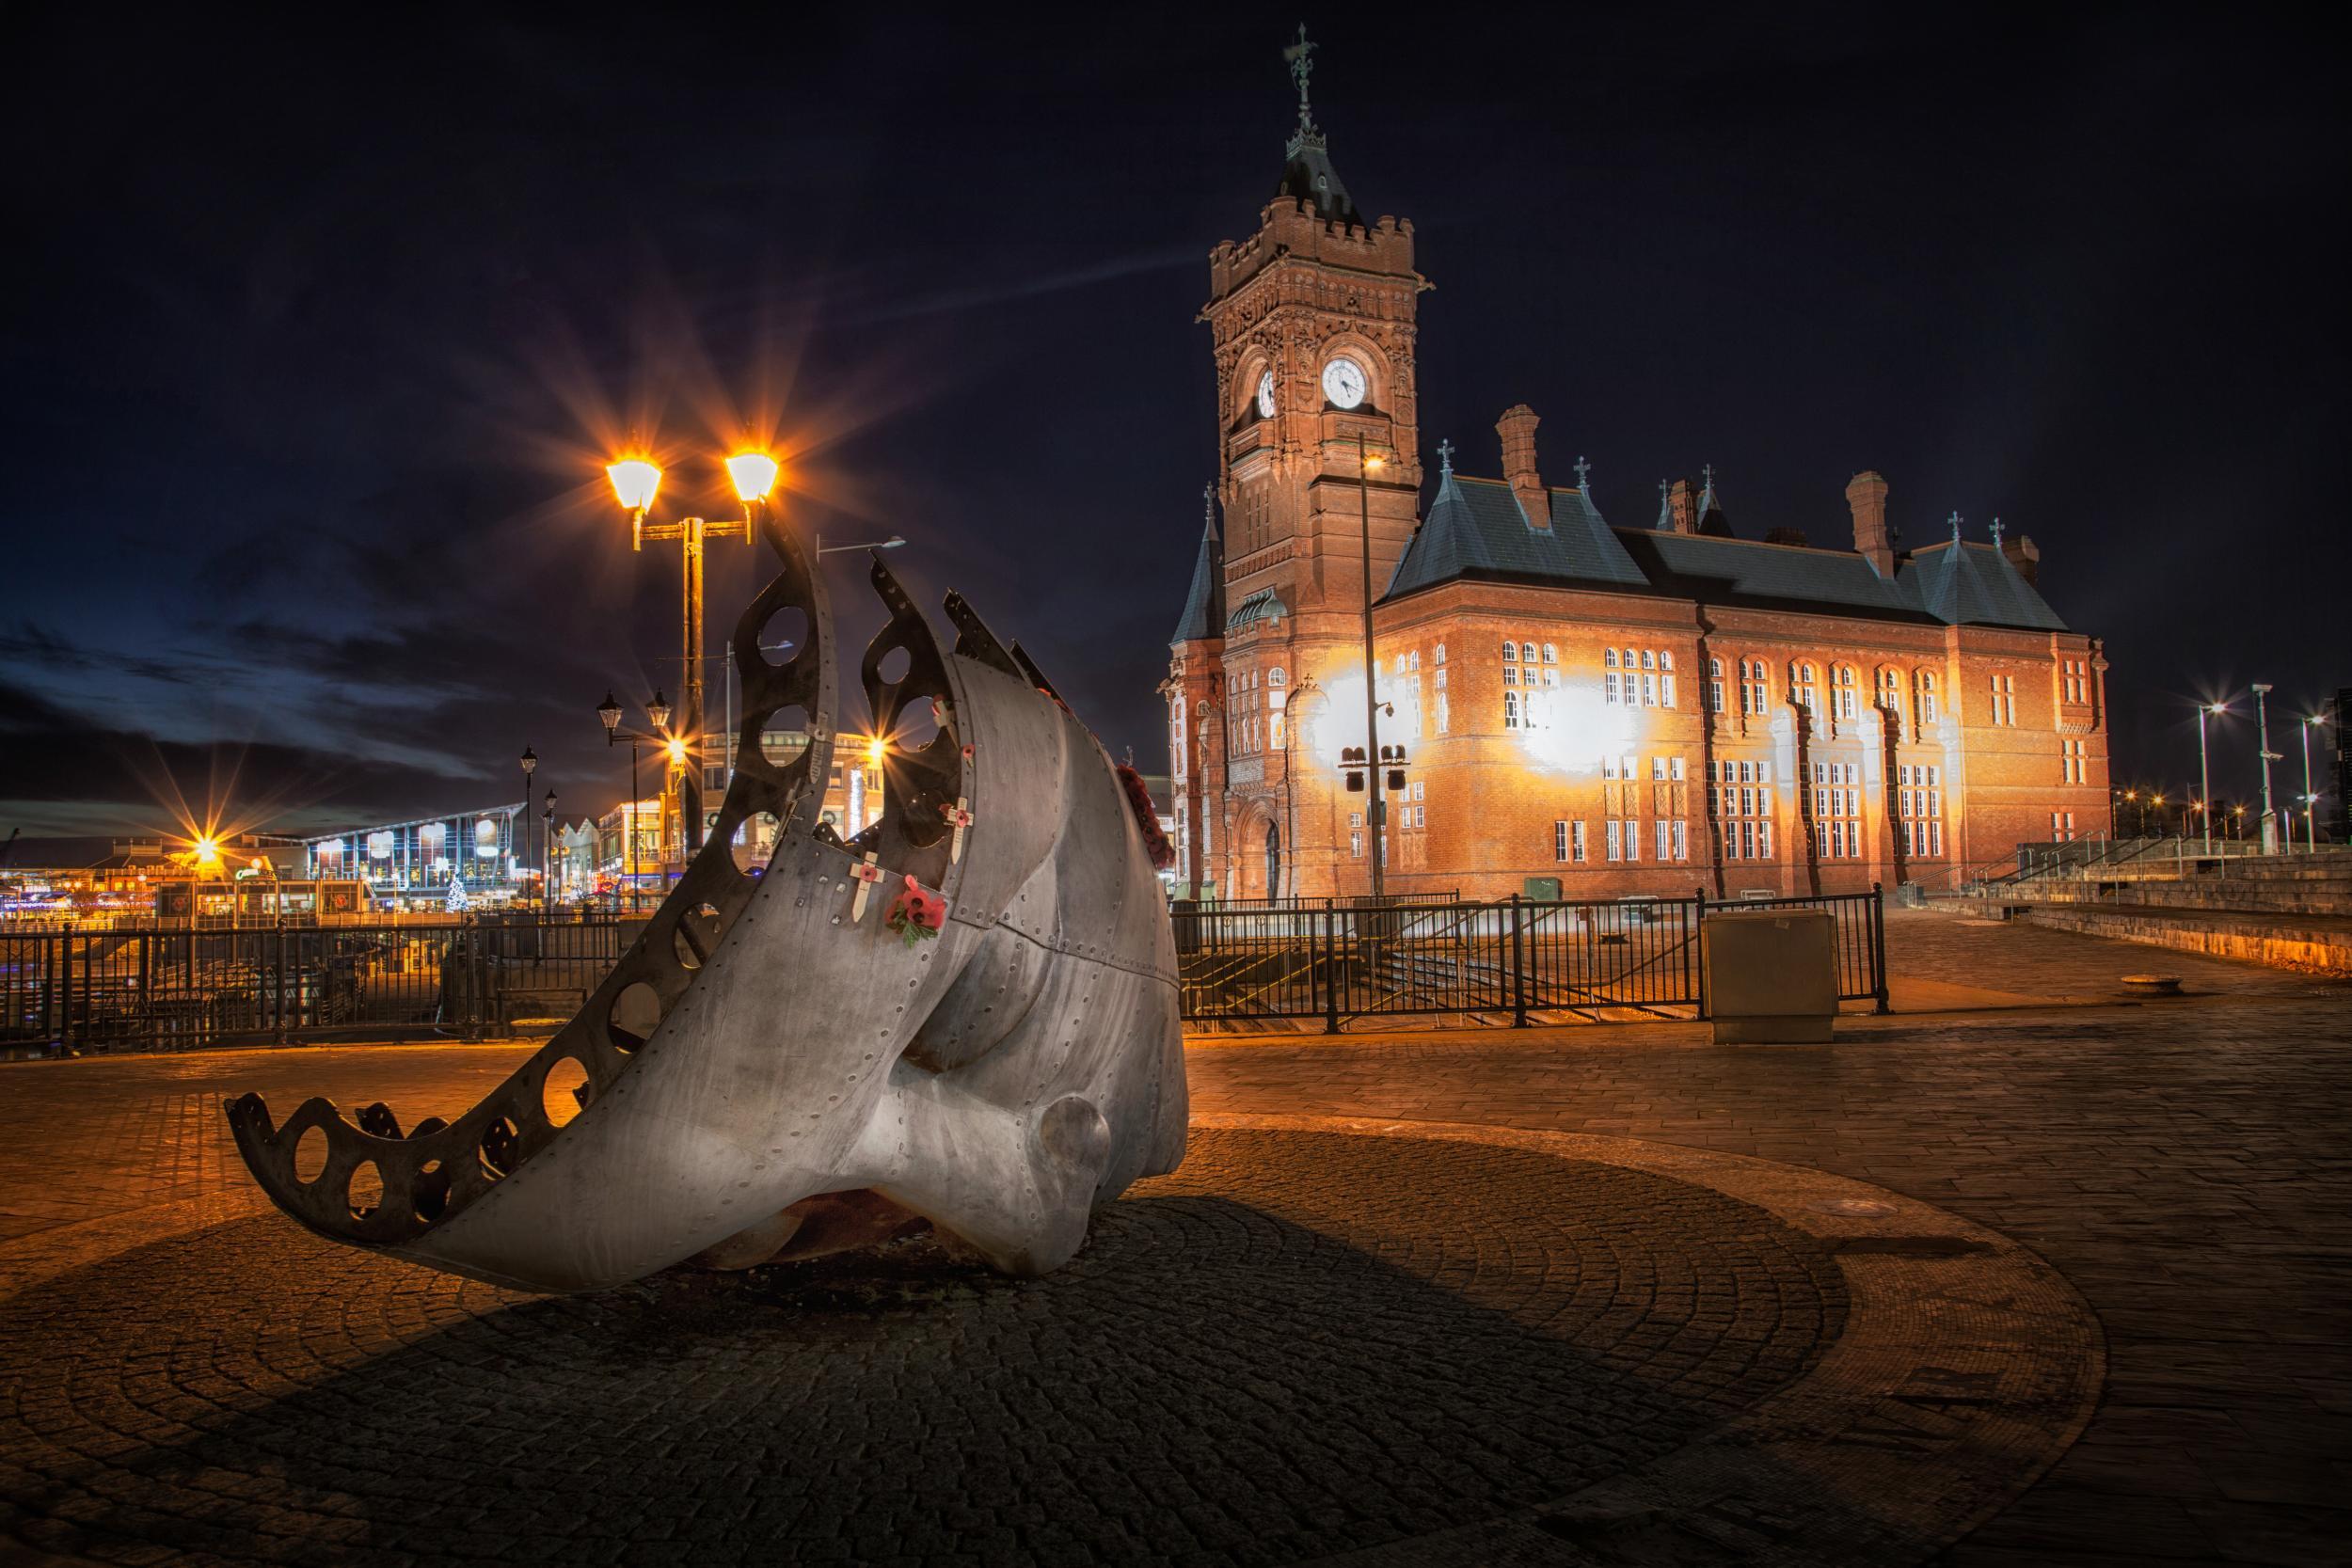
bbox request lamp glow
[865,736,886,768]
[607,459,662,513]
[725,451,780,502]
[665,737,688,767]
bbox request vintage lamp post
[597,689,670,914]
[542,787,558,909]
[518,745,538,909]
[606,452,776,862]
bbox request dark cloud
[3,3,2345,835]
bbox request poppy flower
[884,874,947,946]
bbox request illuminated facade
[1165,76,2111,901]
[299,805,529,904]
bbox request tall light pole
[542,788,558,911]
[606,452,774,864]
[1355,433,1387,903]
[2198,701,2224,854]
[2303,715,2323,852]
[2252,683,2280,853]
[518,745,537,910]
[598,689,668,914]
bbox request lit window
[1502,641,1517,662]
[1542,643,1557,664]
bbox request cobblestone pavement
[0,911,2344,1564]
[2,1130,1867,1565]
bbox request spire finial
[1574,454,1592,490]
[1283,24,1318,135]
[1202,482,1219,538]
[1701,462,1715,490]
[1947,510,1963,545]
[1437,437,1454,477]
[1990,515,2004,547]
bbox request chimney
[1846,469,1893,577]
[1666,478,1698,535]
[1497,404,1549,528]
[2002,531,2041,585]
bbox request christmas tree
[445,871,469,912]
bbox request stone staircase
[1980,848,2352,977]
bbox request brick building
[1163,52,2111,902]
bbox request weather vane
[1947,510,1963,544]
[1283,24,1318,134]
[1991,515,2005,546]
[1437,437,1454,476]
[1574,454,1592,490]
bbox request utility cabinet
[1705,909,1837,1043]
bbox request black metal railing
[4,888,1889,1053]
[1173,887,1887,1031]
[1,917,627,1056]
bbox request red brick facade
[1165,142,2111,903]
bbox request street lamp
[518,745,538,911]
[1355,434,1388,903]
[606,452,766,867]
[543,787,558,909]
[2198,700,2226,854]
[2252,683,2280,853]
[597,689,670,914]
[2302,715,2324,852]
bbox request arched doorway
[1264,821,1281,900]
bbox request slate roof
[1899,540,2069,631]
[1379,472,2072,632]
[1226,586,1288,634]
[1169,513,1224,644]
[1279,131,1359,225]
[1384,474,1650,597]
[1613,530,1920,621]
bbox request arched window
[1434,642,1447,665]
[1502,641,1518,662]
[1660,651,1675,671]
[1520,641,1537,664]
[1268,667,1286,687]
[1915,669,1940,726]
[1708,657,1726,713]
[1604,648,1619,669]
[1541,643,1557,664]
[1833,665,1858,721]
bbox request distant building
[1165,63,2110,900]
[295,805,529,906]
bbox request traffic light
[1341,746,1366,793]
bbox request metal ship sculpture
[225,523,1186,1291]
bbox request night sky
[6,4,2344,844]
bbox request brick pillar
[1498,405,1549,528]
[1847,470,1894,578]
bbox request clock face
[1321,355,1368,410]
[1254,370,1276,419]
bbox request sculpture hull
[225,547,1184,1291]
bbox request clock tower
[1204,26,1428,626]
[1169,28,1430,900]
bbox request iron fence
[4,888,1886,1053]
[1,917,627,1056]
[1173,887,1887,1031]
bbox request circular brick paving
[1,1128,1844,1566]
[0,1121,2098,1566]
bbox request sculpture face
[224,537,1186,1291]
